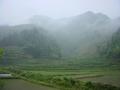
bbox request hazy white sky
[0,0,120,25]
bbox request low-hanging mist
[0,11,120,66]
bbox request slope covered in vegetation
[0,25,61,63]
[98,28,120,59]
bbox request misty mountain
[0,11,120,60]
[28,11,120,57]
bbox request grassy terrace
[4,67,119,90]
[0,57,120,90]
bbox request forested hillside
[0,25,61,61]
[29,12,120,58]
[0,12,120,66]
[98,28,120,59]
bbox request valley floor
[2,79,58,90]
[1,67,120,90]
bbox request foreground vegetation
[0,54,120,90]
[1,58,120,90]
[6,68,120,90]
[0,80,4,89]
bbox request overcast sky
[0,0,120,25]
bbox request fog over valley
[0,11,120,58]
[0,0,120,90]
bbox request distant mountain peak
[29,15,52,25]
[72,11,110,23]
[80,11,109,19]
[96,13,110,19]
[83,11,95,15]
[79,11,95,18]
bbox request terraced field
[26,69,120,87]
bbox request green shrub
[0,80,4,89]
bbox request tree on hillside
[0,48,4,59]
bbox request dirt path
[2,79,58,90]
